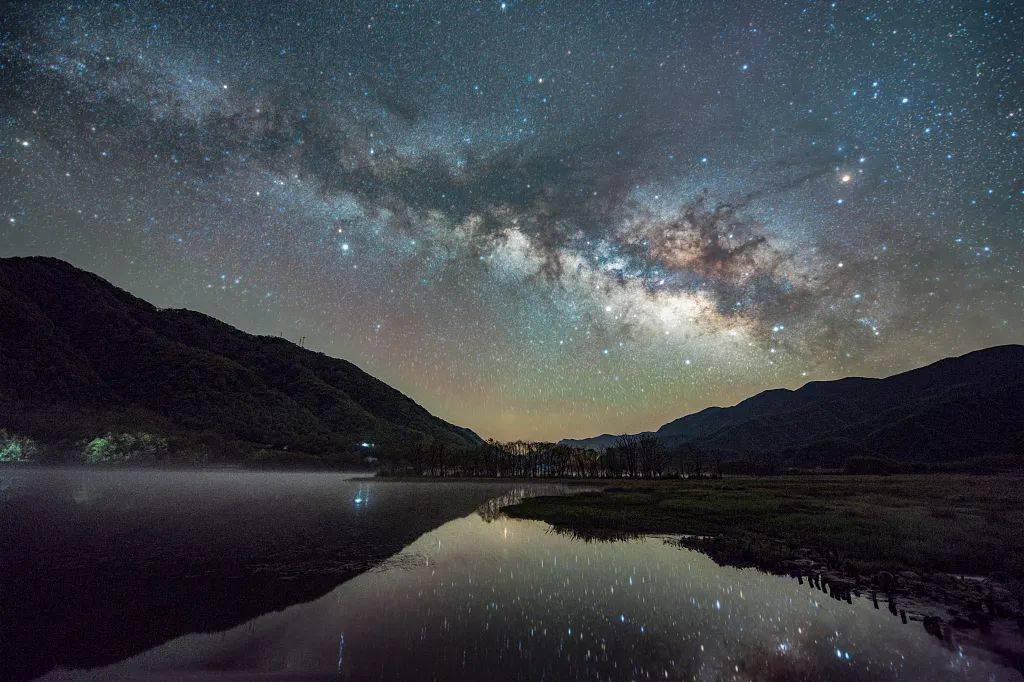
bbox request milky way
[1,1,1021,440]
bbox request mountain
[562,345,1024,464]
[0,257,480,464]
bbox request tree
[676,443,702,478]
[636,435,666,478]
[616,435,641,477]
[425,439,448,476]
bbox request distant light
[341,243,350,252]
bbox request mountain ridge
[560,344,1024,463]
[0,256,480,463]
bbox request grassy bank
[503,475,1024,585]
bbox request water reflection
[0,468,562,680]
[49,509,1021,681]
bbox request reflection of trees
[476,489,531,521]
[475,486,589,522]
[544,525,645,543]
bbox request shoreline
[500,474,1024,665]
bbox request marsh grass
[503,475,1024,580]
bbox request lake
[1,468,1019,681]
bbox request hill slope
[562,345,1024,463]
[0,257,480,463]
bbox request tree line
[380,434,719,479]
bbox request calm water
[1,469,1019,681]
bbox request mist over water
[0,468,542,680]
[2,469,1019,681]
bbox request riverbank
[502,475,1024,636]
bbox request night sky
[1,1,1021,441]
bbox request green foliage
[84,432,168,464]
[0,429,37,462]
[249,448,330,466]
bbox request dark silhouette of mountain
[562,345,1024,464]
[0,256,479,463]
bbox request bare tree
[637,435,665,478]
[426,440,448,477]
[615,435,641,477]
[676,443,702,478]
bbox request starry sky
[1,1,1021,442]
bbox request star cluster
[1,1,1021,440]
